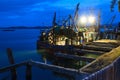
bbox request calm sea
[0,29,72,80]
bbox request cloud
[7,15,20,19]
[0,0,119,27]
[0,0,59,12]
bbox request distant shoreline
[0,26,51,30]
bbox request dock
[55,52,95,62]
[1,40,120,80]
[0,48,88,80]
[0,60,89,80]
[80,40,120,74]
[75,40,120,55]
[76,49,105,55]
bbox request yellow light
[80,16,87,24]
[88,16,95,24]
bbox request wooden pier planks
[76,49,105,55]
[75,40,120,55]
[82,45,112,52]
[55,52,95,62]
[87,42,119,48]
[82,57,120,80]
[80,46,120,74]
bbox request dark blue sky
[0,0,120,27]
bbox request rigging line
[113,10,120,22]
[105,13,114,24]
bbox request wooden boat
[36,3,100,55]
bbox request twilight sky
[0,0,120,27]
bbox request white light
[88,16,95,24]
[80,16,87,24]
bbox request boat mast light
[79,15,96,25]
[80,16,87,24]
[88,16,95,24]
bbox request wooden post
[26,62,32,80]
[7,48,17,80]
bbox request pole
[7,48,17,80]
[26,62,32,80]
[96,10,101,40]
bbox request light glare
[88,16,95,24]
[80,16,87,24]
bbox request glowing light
[80,16,87,24]
[78,15,96,25]
[88,16,95,24]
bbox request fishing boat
[37,3,98,54]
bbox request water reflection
[37,50,76,80]
[37,48,87,80]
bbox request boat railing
[0,48,84,80]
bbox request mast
[110,0,117,12]
[52,12,56,27]
[97,10,101,33]
[52,12,57,45]
[110,0,120,12]
[118,0,120,12]
[74,3,80,32]
[96,10,101,40]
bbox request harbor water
[0,29,74,80]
